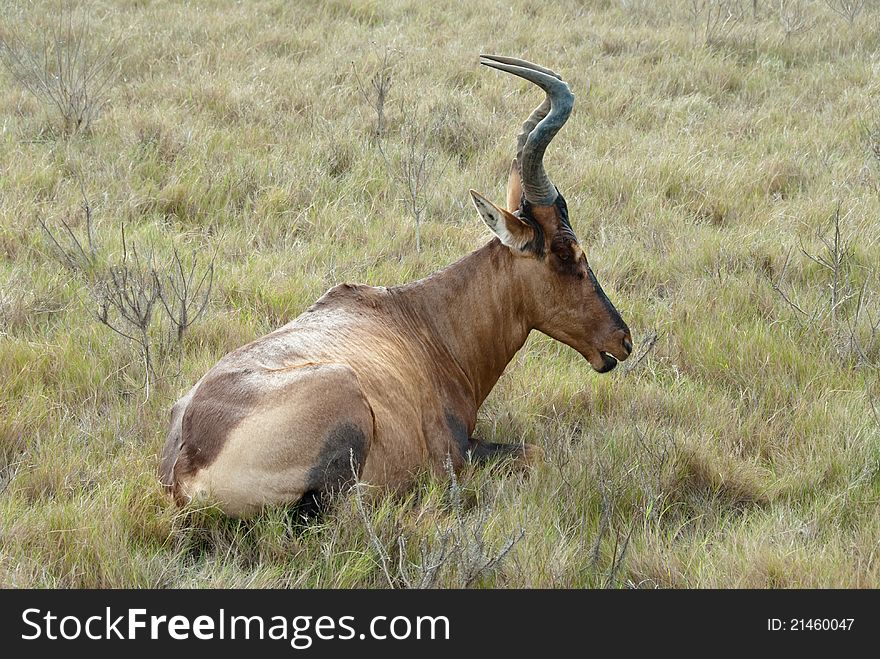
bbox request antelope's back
[158,282,432,503]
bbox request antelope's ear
[469,189,535,252]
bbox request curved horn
[480,55,573,206]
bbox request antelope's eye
[558,250,571,261]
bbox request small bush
[0,6,119,134]
[39,186,214,390]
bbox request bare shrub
[380,116,449,254]
[396,121,435,254]
[776,0,815,40]
[590,459,640,588]
[358,51,452,253]
[822,0,866,25]
[38,187,214,389]
[37,178,98,275]
[687,0,744,45]
[352,45,396,143]
[94,226,162,381]
[352,454,524,588]
[0,6,120,134]
[156,249,214,343]
[772,206,880,367]
[94,235,215,388]
[631,427,680,524]
[419,457,524,588]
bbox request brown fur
[159,59,632,516]
[160,223,630,514]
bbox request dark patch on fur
[471,441,527,463]
[305,422,367,497]
[445,410,470,458]
[553,192,573,234]
[517,190,574,257]
[174,370,259,484]
[527,190,628,336]
[292,490,327,521]
[587,266,626,332]
[515,201,546,256]
[549,233,583,278]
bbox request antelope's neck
[393,240,533,411]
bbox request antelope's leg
[173,363,374,517]
[468,438,544,466]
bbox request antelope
[159,55,632,517]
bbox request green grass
[1,0,879,587]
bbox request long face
[471,189,632,372]
[472,55,632,373]
[522,197,632,372]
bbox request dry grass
[0,0,878,588]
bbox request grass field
[1,0,879,588]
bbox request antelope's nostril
[622,336,633,356]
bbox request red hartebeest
[159,55,632,516]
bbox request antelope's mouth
[582,348,620,373]
[596,351,618,373]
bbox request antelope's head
[471,55,631,373]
